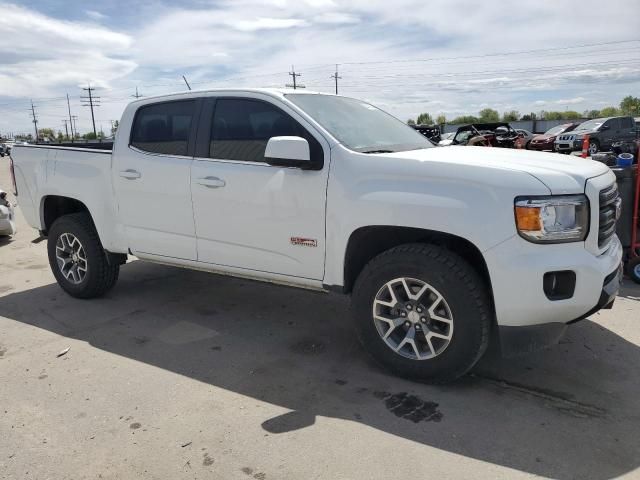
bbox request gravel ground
[1,162,639,480]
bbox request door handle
[197,176,226,188]
[119,169,141,180]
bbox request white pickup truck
[10,89,623,382]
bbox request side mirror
[599,124,610,131]
[264,136,311,169]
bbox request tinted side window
[621,117,634,129]
[210,98,323,166]
[604,119,619,130]
[131,100,195,156]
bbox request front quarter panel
[323,145,551,286]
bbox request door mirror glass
[265,136,310,168]
[599,124,610,131]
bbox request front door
[113,99,198,260]
[190,96,329,280]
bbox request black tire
[47,213,119,298]
[351,243,492,383]
[588,139,600,155]
[628,257,640,285]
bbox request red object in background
[581,134,590,158]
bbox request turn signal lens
[515,206,542,231]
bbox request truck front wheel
[351,243,492,383]
[47,213,120,298]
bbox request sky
[1,0,639,136]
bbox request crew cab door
[112,99,199,260]
[190,96,329,280]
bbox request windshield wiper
[362,149,394,154]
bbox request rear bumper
[497,261,622,356]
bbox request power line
[81,84,100,136]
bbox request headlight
[514,195,589,243]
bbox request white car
[0,189,16,237]
[11,89,622,382]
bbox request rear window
[130,100,195,156]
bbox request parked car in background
[528,123,579,152]
[410,124,441,143]
[438,132,455,146]
[516,129,534,148]
[0,189,16,237]
[555,116,637,155]
[450,122,522,148]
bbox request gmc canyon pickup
[10,89,623,382]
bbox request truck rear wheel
[47,213,119,298]
[351,243,491,383]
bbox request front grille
[598,183,620,248]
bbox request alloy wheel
[372,277,454,360]
[55,232,88,284]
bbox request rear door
[113,99,199,260]
[620,117,636,141]
[190,95,330,280]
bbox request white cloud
[555,97,585,105]
[85,10,106,21]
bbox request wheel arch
[40,195,91,235]
[342,226,494,302]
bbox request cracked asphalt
[1,164,639,479]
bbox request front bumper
[497,261,622,356]
[484,233,623,328]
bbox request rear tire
[47,213,119,298]
[351,243,492,383]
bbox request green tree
[407,119,416,125]
[599,106,619,117]
[584,109,600,119]
[450,115,479,124]
[521,113,537,121]
[436,114,447,125]
[416,112,433,125]
[56,131,64,142]
[38,128,55,139]
[619,96,640,116]
[502,110,520,122]
[82,132,98,140]
[478,108,499,122]
[564,111,581,120]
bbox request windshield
[575,119,603,131]
[544,125,570,136]
[285,94,433,153]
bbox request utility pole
[71,116,78,139]
[182,75,191,91]
[330,64,341,95]
[29,100,38,140]
[286,65,304,90]
[62,119,69,139]
[66,93,75,141]
[81,84,100,136]
[132,86,142,99]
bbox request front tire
[628,257,640,285]
[588,140,600,155]
[351,244,492,383]
[47,213,119,298]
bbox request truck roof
[128,88,329,105]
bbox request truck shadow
[1,260,639,480]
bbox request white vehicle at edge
[0,189,16,237]
[10,89,622,383]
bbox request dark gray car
[554,116,637,155]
